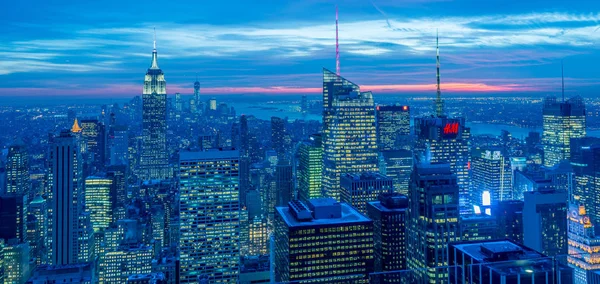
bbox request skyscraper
[179,150,240,283]
[109,125,128,166]
[321,68,360,145]
[271,116,285,158]
[376,104,410,151]
[275,161,293,206]
[194,77,201,112]
[49,130,85,265]
[4,239,31,284]
[567,203,600,284]
[379,149,413,195]
[407,163,460,283]
[0,193,27,242]
[493,200,524,244]
[523,187,568,257]
[28,195,48,265]
[140,34,170,180]
[414,117,471,213]
[297,134,323,202]
[471,147,512,206]
[322,70,378,201]
[100,244,152,283]
[542,96,586,167]
[340,172,392,215]
[274,198,374,283]
[5,141,30,197]
[84,176,113,233]
[367,193,409,276]
[80,119,106,170]
[570,137,600,224]
[448,240,573,284]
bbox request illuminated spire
[71,118,82,133]
[150,28,159,69]
[434,29,444,117]
[561,61,565,102]
[335,5,340,76]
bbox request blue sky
[1,0,600,97]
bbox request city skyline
[2,0,600,97]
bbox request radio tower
[561,61,565,102]
[434,30,444,117]
[336,6,340,76]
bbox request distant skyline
[2,0,600,97]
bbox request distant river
[468,123,600,138]
[228,101,600,139]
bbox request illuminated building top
[71,118,82,133]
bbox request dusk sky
[2,0,600,98]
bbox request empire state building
[140,36,170,180]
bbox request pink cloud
[0,82,543,98]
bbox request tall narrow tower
[434,31,444,117]
[141,29,169,180]
[194,74,200,110]
[335,6,340,76]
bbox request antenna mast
[336,6,340,76]
[153,27,156,50]
[435,29,444,117]
[561,61,565,102]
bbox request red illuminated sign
[443,122,459,135]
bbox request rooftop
[276,200,370,228]
[180,149,240,161]
[452,240,544,263]
[342,172,391,182]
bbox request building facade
[523,188,568,257]
[542,96,586,167]
[406,163,460,283]
[376,105,410,151]
[340,172,393,215]
[140,39,170,180]
[179,150,240,283]
[274,198,374,283]
[297,134,323,202]
[322,71,379,201]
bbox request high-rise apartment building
[140,38,170,180]
[407,163,460,283]
[297,134,323,202]
[322,69,378,201]
[340,172,392,215]
[542,96,586,167]
[274,198,374,283]
[523,187,568,257]
[179,150,240,283]
[376,104,410,151]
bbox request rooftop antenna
[434,29,444,117]
[336,6,340,76]
[561,61,565,102]
[153,27,156,50]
